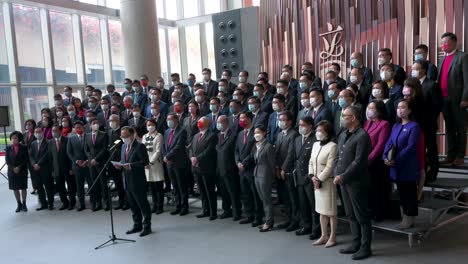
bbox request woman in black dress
[6,131,29,212]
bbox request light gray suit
[254,141,275,226]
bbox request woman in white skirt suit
[143,119,165,214]
[309,120,337,247]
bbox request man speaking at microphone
[113,126,152,237]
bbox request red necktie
[313,110,317,118]
[243,130,247,144]
[197,133,203,142]
[221,133,225,143]
[125,145,130,161]
[92,133,96,145]
[104,111,107,120]
[168,129,174,146]
[56,139,60,152]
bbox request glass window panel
[185,25,201,78]
[0,87,14,132]
[50,11,77,84]
[81,16,104,84]
[168,28,181,75]
[166,0,178,20]
[159,28,168,83]
[204,0,220,15]
[13,4,46,83]
[21,86,49,122]
[106,0,121,9]
[156,0,165,18]
[205,23,216,77]
[0,8,10,83]
[183,0,199,18]
[109,20,125,85]
[79,0,98,5]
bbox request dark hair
[92,89,102,96]
[347,105,363,123]
[54,94,63,100]
[279,110,293,121]
[368,100,389,121]
[325,70,338,78]
[350,67,364,76]
[219,78,228,84]
[210,97,221,104]
[167,112,179,120]
[140,74,149,80]
[380,62,394,72]
[254,124,267,133]
[282,64,293,71]
[101,97,110,104]
[239,70,249,76]
[300,116,314,126]
[396,99,415,122]
[106,84,115,90]
[254,84,264,91]
[132,80,141,86]
[404,77,423,98]
[85,85,95,90]
[240,111,254,121]
[52,124,63,130]
[316,120,333,139]
[146,118,157,126]
[378,48,392,56]
[202,68,212,74]
[413,60,429,72]
[248,96,261,104]
[10,131,23,141]
[258,72,269,78]
[73,120,84,127]
[124,78,132,83]
[272,94,286,104]
[331,62,341,71]
[371,80,390,99]
[276,79,289,86]
[233,88,245,96]
[302,61,313,67]
[310,87,324,98]
[414,44,429,53]
[188,73,196,78]
[170,73,180,78]
[121,126,135,135]
[222,69,232,76]
[301,70,315,81]
[25,119,36,129]
[441,32,457,42]
[86,110,97,117]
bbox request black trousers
[169,167,189,211]
[126,188,152,230]
[277,175,300,225]
[29,166,39,190]
[442,98,467,159]
[396,181,418,217]
[35,170,54,207]
[341,185,372,252]
[65,170,77,205]
[108,164,125,206]
[89,164,108,207]
[424,125,440,183]
[239,172,263,222]
[368,161,391,220]
[55,170,71,204]
[297,181,320,234]
[73,165,95,206]
[149,181,164,210]
[219,171,242,217]
[194,171,217,216]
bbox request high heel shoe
[259,224,273,232]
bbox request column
[120,0,161,81]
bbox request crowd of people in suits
[5,32,468,261]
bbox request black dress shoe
[239,218,254,224]
[15,204,22,213]
[48,205,55,210]
[68,204,75,210]
[77,205,86,212]
[170,209,181,215]
[339,245,361,254]
[196,212,210,218]
[36,205,47,211]
[209,215,217,221]
[92,205,103,212]
[114,204,123,210]
[59,203,69,211]
[126,227,143,235]
[156,209,163,215]
[22,203,28,212]
[30,190,37,195]
[259,225,274,232]
[295,228,312,236]
[286,224,299,232]
[179,210,189,216]
[276,222,290,229]
[352,249,372,260]
[251,221,261,227]
[104,205,110,211]
[309,232,321,240]
[219,212,233,219]
[233,215,242,221]
[139,228,152,237]
[151,207,157,213]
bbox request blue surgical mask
[327,90,335,99]
[187,80,194,86]
[248,104,256,112]
[167,120,175,129]
[229,107,237,115]
[350,58,359,68]
[253,91,260,97]
[338,98,348,108]
[414,54,424,61]
[210,105,218,112]
[299,82,307,90]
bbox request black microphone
[109,139,123,151]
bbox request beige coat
[308,141,337,216]
[143,132,164,182]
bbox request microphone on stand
[109,139,123,151]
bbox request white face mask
[92,124,100,131]
[378,57,387,65]
[239,76,246,83]
[380,71,392,81]
[109,121,118,130]
[315,131,325,141]
[171,98,177,104]
[147,126,156,133]
[195,95,203,103]
[301,99,310,108]
[151,109,159,116]
[218,85,226,92]
[349,75,358,84]
[278,121,287,130]
[309,97,317,107]
[101,104,109,111]
[372,89,382,98]
[366,109,376,120]
[276,87,285,95]
[298,126,309,136]
[411,70,420,78]
[133,112,141,118]
[122,137,131,145]
[216,123,224,131]
[254,133,264,142]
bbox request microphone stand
[85,143,135,250]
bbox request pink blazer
[363,120,391,165]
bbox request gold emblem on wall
[319,23,344,60]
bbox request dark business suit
[235,127,263,222]
[296,107,312,128]
[276,128,300,227]
[128,116,147,138]
[48,137,75,206]
[356,83,372,107]
[133,92,148,112]
[216,129,241,218]
[6,144,28,190]
[120,141,151,230]
[260,93,273,114]
[421,77,443,182]
[190,131,218,217]
[335,127,372,253]
[204,80,219,98]
[85,131,108,207]
[67,134,94,207]
[107,127,125,207]
[348,66,373,85]
[206,112,221,133]
[22,132,37,189]
[163,126,190,211]
[294,133,320,234]
[312,104,333,127]
[323,78,347,102]
[97,110,111,129]
[120,109,133,126]
[228,114,241,134]
[252,111,268,128]
[438,50,468,160]
[285,93,298,122]
[198,102,210,117]
[253,141,275,226]
[267,112,281,144]
[29,139,54,207]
